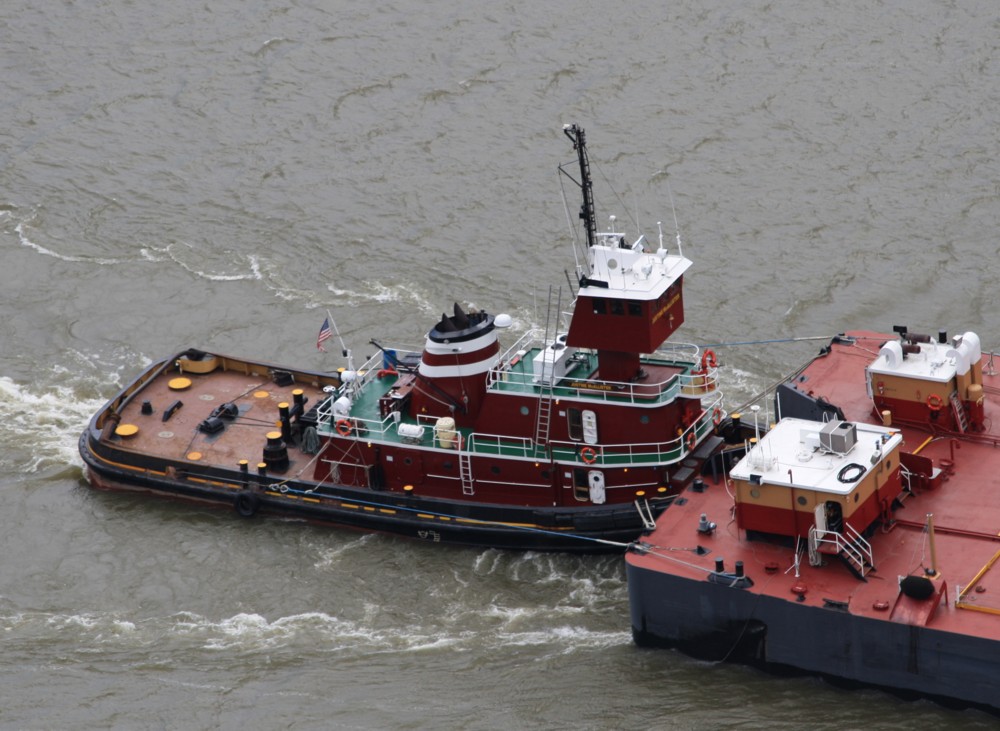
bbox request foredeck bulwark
[90,351,340,478]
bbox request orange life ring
[686,431,696,450]
[712,406,723,426]
[580,447,598,464]
[335,419,353,437]
[701,349,718,370]
[926,394,944,412]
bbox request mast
[561,125,692,383]
[563,124,597,250]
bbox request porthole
[520,405,530,416]
[750,487,760,499]
[797,496,807,506]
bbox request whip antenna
[666,178,683,258]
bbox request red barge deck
[627,328,1000,712]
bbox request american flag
[316,317,332,352]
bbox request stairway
[809,523,875,580]
[950,391,968,433]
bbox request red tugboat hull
[80,127,729,552]
[79,350,691,552]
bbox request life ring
[686,431,697,450]
[926,394,944,412]
[335,419,353,437]
[234,490,259,518]
[580,447,598,464]
[712,406,723,426]
[701,349,718,370]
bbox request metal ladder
[533,285,562,451]
[535,390,553,448]
[459,447,474,495]
[950,391,968,433]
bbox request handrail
[486,348,719,405]
[548,392,724,465]
[346,333,715,407]
[466,431,537,459]
[317,386,725,467]
[845,523,875,568]
[349,347,424,391]
[808,524,875,578]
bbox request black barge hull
[626,560,1000,714]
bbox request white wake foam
[0,373,110,472]
[7,607,629,656]
[15,217,126,266]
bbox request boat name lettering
[569,380,614,391]
[652,293,681,324]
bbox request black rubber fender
[235,490,260,518]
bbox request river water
[3,1,999,728]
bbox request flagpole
[326,309,354,371]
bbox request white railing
[314,328,724,467]
[547,390,726,466]
[347,347,423,393]
[317,400,399,439]
[316,388,725,468]
[465,431,536,459]
[486,336,719,405]
[652,342,702,361]
[344,333,718,407]
[808,523,874,578]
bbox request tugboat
[627,327,1000,711]
[79,125,726,551]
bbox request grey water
[2,1,999,728]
